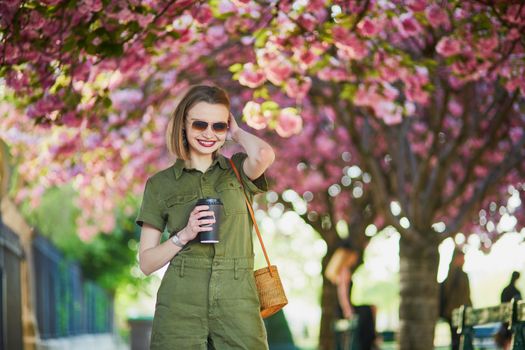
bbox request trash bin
[128,316,153,350]
[263,309,297,350]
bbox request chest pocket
[216,179,247,215]
[164,192,198,233]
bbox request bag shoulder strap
[228,158,273,273]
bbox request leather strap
[228,158,273,275]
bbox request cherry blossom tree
[230,2,525,348]
[2,1,525,349]
[263,117,380,348]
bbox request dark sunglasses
[191,120,229,133]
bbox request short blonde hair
[166,85,231,160]
[324,247,359,284]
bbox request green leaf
[143,32,157,48]
[102,96,112,108]
[62,37,77,53]
[261,101,280,111]
[98,41,124,57]
[253,87,270,100]
[341,84,357,101]
[229,63,243,73]
[254,28,270,48]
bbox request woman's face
[185,101,229,157]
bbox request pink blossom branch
[333,90,423,245]
[442,90,518,208]
[442,132,525,239]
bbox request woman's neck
[186,153,214,173]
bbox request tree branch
[442,90,518,208]
[442,132,525,238]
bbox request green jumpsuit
[136,152,269,350]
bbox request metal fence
[0,220,24,350]
[32,234,114,339]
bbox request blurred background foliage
[18,183,147,295]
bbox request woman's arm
[139,205,215,275]
[139,224,183,276]
[337,268,353,319]
[229,113,275,180]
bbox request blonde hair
[166,85,231,160]
[324,247,358,284]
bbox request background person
[495,271,522,350]
[325,239,377,350]
[440,249,472,350]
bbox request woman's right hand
[178,205,216,244]
[343,306,354,319]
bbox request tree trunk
[319,256,338,350]
[398,237,440,350]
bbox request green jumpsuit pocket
[216,180,246,215]
[164,192,198,233]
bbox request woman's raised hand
[228,112,241,142]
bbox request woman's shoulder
[146,163,178,186]
[229,152,248,164]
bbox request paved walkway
[37,334,128,350]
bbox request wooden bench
[452,300,525,350]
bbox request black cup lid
[196,197,223,205]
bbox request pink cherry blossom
[276,108,303,137]
[218,0,237,14]
[205,25,229,47]
[83,0,102,12]
[231,0,250,6]
[405,85,430,105]
[238,63,266,88]
[477,35,499,56]
[396,13,422,38]
[298,13,317,32]
[294,48,318,70]
[406,0,427,12]
[284,77,312,100]
[110,89,144,112]
[354,84,380,107]
[374,101,403,125]
[317,67,352,82]
[332,26,368,60]
[191,4,213,26]
[425,4,449,29]
[448,99,463,117]
[242,101,268,130]
[509,127,524,143]
[304,171,327,192]
[264,60,293,85]
[357,18,381,37]
[436,37,462,57]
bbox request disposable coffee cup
[195,198,223,243]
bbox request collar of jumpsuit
[172,154,229,179]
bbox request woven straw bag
[229,159,288,318]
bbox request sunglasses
[190,120,229,134]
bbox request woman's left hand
[228,112,241,142]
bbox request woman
[135,85,275,350]
[325,239,377,350]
